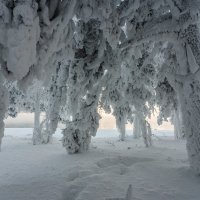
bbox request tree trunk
[46,62,68,143]
[140,118,149,147]
[42,111,53,144]
[173,108,185,139]
[0,83,8,152]
[146,122,152,146]
[62,86,101,153]
[175,104,185,139]
[116,115,126,141]
[133,114,141,139]
[0,121,5,152]
[32,92,41,145]
[177,79,200,174]
[174,109,181,139]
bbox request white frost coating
[6,19,39,80]
[48,0,59,20]
[186,43,199,74]
[13,5,34,26]
[62,91,101,153]
[0,1,40,81]
[46,61,69,139]
[0,2,10,24]
[62,87,101,153]
[177,78,200,174]
[62,123,92,154]
[174,43,188,75]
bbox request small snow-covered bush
[62,125,91,154]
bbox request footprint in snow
[96,156,153,168]
[105,184,133,200]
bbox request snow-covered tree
[5,80,50,145]
[44,60,69,143]
[62,17,107,153]
[120,0,200,173]
[5,81,23,118]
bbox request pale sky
[5,111,173,130]
[99,110,173,130]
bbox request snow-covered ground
[0,129,199,200]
